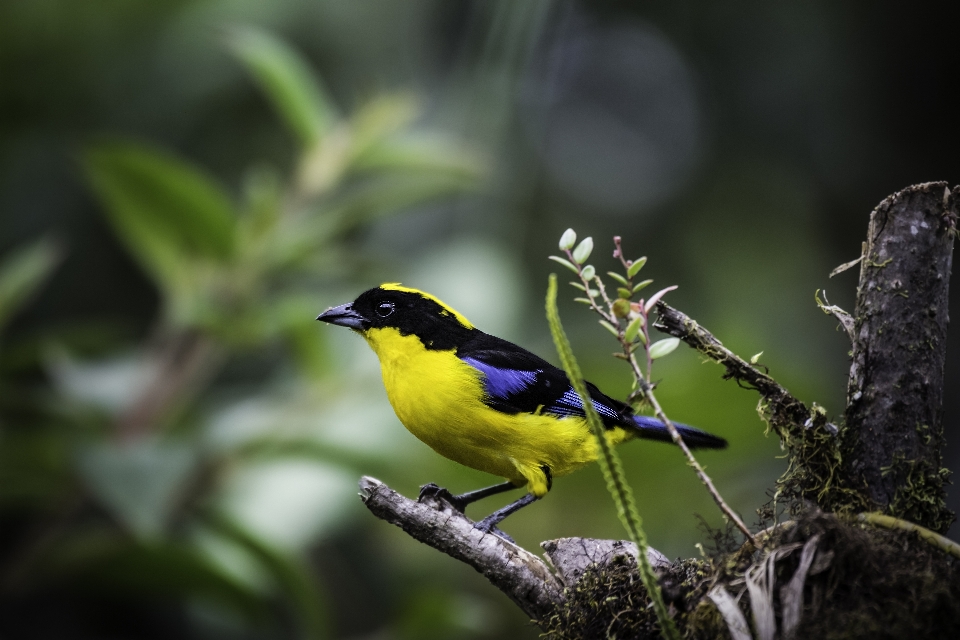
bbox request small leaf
[607,271,629,287]
[559,228,577,251]
[581,265,596,280]
[226,26,337,148]
[572,237,594,264]
[598,320,620,337]
[637,329,648,345]
[574,297,593,305]
[648,337,680,359]
[0,238,61,330]
[644,285,678,314]
[627,257,648,278]
[569,281,586,292]
[617,287,632,299]
[624,315,644,342]
[750,351,764,364]
[548,255,580,274]
[633,279,654,294]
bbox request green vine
[545,274,680,640]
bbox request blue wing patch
[548,389,621,421]
[462,357,540,399]
[462,353,622,424]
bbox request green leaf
[572,237,594,264]
[227,26,337,148]
[0,238,60,330]
[568,281,586,292]
[632,279,654,294]
[598,320,620,337]
[349,135,482,180]
[558,228,577,251]
[617,287,632,299]
[548,255,580,274]
[348,93,419,157]
[624,315,644,343]
[649,337,681,359]
[607,271,629,287]
[581,265,596,280]
[83,141,237,287]
[750,351,764,364]
[627,256,647,278]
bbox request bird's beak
[316,302,368,330]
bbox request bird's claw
[417,483,467,513]
[473,519,515,544]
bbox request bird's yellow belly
[363,327,627,496]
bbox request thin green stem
[546,274,680,640]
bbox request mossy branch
[856,512,960,560]
[652,301,814,439]
[545,274,679,640]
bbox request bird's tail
[628,415,727,449]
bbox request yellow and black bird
[317,284,726,539]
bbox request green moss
[540,557,716,640]
[887,457,953,533]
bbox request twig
[637,376,756,546]
[653,301,812,438]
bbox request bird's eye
[376,301,395,317]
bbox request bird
[317,283,726,540]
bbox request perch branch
[358,477,676,624]
[358,476,563,620]
[653,302,814,438]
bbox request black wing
[457,331,627,426]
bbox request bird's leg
[474,493,539,543]
[418,481,517,513]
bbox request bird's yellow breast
[362,327,628,496]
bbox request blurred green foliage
[1,25,481,639]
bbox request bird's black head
[317,284,475,350]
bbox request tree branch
[358,476,672,624]
[652,301,815,438]
[359,476,563,620]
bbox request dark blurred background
[1,1,958,638]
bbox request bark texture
[840,182,956,532]
[359,476,563,620]
[358,476,669,624]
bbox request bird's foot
[473,517,515,544]
[417,483,468,513]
